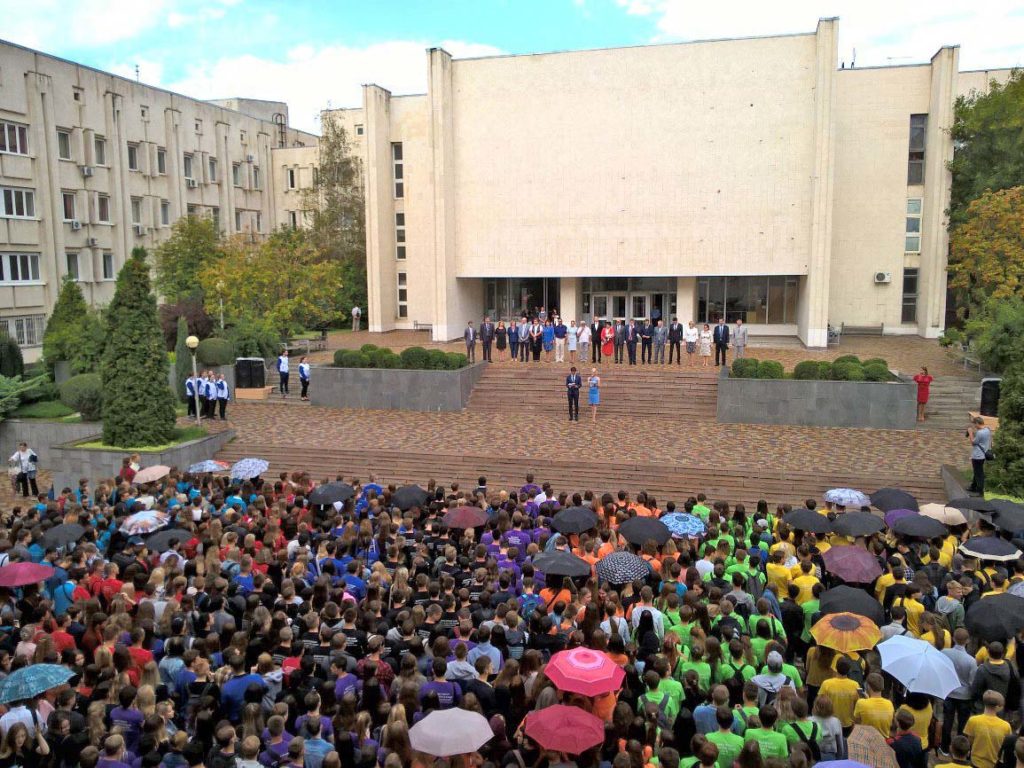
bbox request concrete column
[362,85,395,332]
[798,18,838,348]
[919,46,958,338]
[675,277,697,324]
[258,131,273,231]
[559,278,579,323]
[106,92,132,270]
[216,122,232,236]
[164,108,183,218]
[28,71,63,311]
[427,48,458,341]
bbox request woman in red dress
[600,322,614,359]
[912,365,933,422]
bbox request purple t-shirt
[109,706,144,752]
[418,679,461,708]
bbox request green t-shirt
[658,677,684,710]
[735,705,760,732]
[639,688,679,724]
[714,660,757,685]
[750,636,770,665]
[680,758,699,768]
[677,659,712,691]
[693,504,711,521]
[801,599,819,643]
[744,728,790,760]
[707,730,745,768]
[782,720,820,747]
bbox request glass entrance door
[592,294,610,321]
[611,294,627,322]
[631,293,649,322]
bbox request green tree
[42,276,89,375]
[965,296,1024,373]
[0,375,45,421]
[153,215,220,303]
[991,361,1024,495]
[174,317,192,403]
[101,247,177,447]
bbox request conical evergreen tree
[101,247,176,446]
[42,276,88,375]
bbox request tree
[991,361,1024,496]
[159,295,214,350]
[0,375,45,421]
[949,187,1024,316]
[174,317,192,404]
[153,215,221,303]
[964,296,1024,373]
[42,276,88,375]
[101,247,177,447]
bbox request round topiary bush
[60,373,103,421]
[864,362,891,381]
[793,360,821,380]
[861,357,888,369]
[377,352,403,369]
[367,347,395,368]
[833,354,861,366]
[817,361,835,380]
[400,346,430,370]
[196,337,235,366]
[333,349,347,366]
[359,344,379,355]
[427,349,448,370]
[755,360,784,379]
[731,358,759,378]
[832,361,866,381]
[334,350,365,367]
[445,352,468,370]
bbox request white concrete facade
[347,20,1013,345]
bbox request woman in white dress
[699,323,713,367]
[567,320,578,363]
[577,321,591,364]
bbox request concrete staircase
[921,376,980,430]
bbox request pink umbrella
[822,545,883,584]
[524,704,605,754]
[545,647,625,697]
[0,562,54,588]
[134,465,170,484]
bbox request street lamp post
[186,335,201,427]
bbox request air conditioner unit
[133,224,145,236]
[874,271,892,284]
[86,237,98,247]
[69,219,81,231]
[186,178,198,188]
[246,154,255,163]
[80,165,94,177]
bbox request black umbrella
[870,488,919,512]
[949,496,997,513]
[552,507,599,535]
[41,523,86,550]
[619,517,671,546]
[392,485,429,511]
[819,585,885,625]
[532,550,591,579]
[596,551,652,585]
[966,593,1024,642]
[782,509,832,535]
[959,536,1022,562]
[831,512,885,538]
[891,514,947,539]
[988,500,1024,533]
[308,482,355,506]
[144,528,187,553]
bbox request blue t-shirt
[221,673,267,721]
[553,324,567,339]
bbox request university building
[336,18,1011,346]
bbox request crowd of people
[0,463,1021,768]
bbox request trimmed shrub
[427,349,449,370]
[833,355,862,366]
[445,352,468,370]
[992,361,1024,495]
[377,352,403,369]
[0,333,24,379]
[861,357,888,369]
[366,347,395,368]
[731,358,760,378]
[864,362,891,381]
[196,337,235,366]
[400,346,430,370]
[816,361,834,380]
[333,349,347,366]
[334,350,366,368]
[60,373,103,421]
[832,361,866,381]
[755,360,784,379]
[793,360,821,380]
[360,344,379,354]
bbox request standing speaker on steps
[981,378,1001,417]
[235,358,265,389]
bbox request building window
[0,315,45,347]
[102,252,114,280]
[62,192,76,222]
[183,154,194,180]
[392,142,404,198]
[194,119,202,133]
[208,157,217,183]
[395,211,406,260]
[232,163,242,187]
[94,136,106,166]
[902,267,919,324]
[287,168,296,189]
[288,211,298,229]
[96,194,110,223]
[156,148,167,174]
[57,130,72,161]
[905,198,922,253]
[210,207,220,230]
[252,166,261,189]
[0,253,41,283]
[140,106,149,120]
[355,124,364,136]
[160,200,170,226]
[255,212,262,232]
[694,275,799,324]
[0,121,28,155]
[66,252,80,281]
[131,197,142,225]
[72,87,83,103]
[127,143,139,171]
[397,272,408,318]
[0,188,35,218]
[235,210,242,232]
[908,114,926,185]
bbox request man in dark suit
[713,317,730,366]
[639,319,653,364]
[668,316,683,365]
[480,316,495,362]
[613,320,625,364]
[464,321,477,363]
[590,318,603,363]
[625,320,639,366]
[565,366,581,422]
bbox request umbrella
[230,458,269,480]
[959,536,1022,562]
[133,465,170,484]
[0,562,54,588]
[811,612,881,652]
[918,503,968,526]
[870,488,919,512]
[966,593,1024,641]
[0,664,73,704]
[831,512,885,538]
[891,514,947,539]
[988,500,1024,533]
[143,528,187,553]
[188,460,230,474]
[532,550,592,579]
[595,551,652,585]
[822,545,883,583]
[819,585,885,625]
[308,482,355,506]
[782,509,832,534]
[41,523,86,550]
[949,496,997,513]
[120,509,169,536]
[660,512,706,538]
[619,517,671,546]
[392,485,429,511]
[817,763,872,768]
[523,704,605,755]
[552,506,599,535]
[443,506,489,530]
[409,707,492,757]
[1010,581,1024,599]
[883,508,918,527]
[545,647,625,697]
[877,635,960,698]
[824,488,871,508]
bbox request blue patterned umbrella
[188,460,230,474]
[0,664,73,704]
[120,509,170,535]
[660,513,706,538]
[231,458,269,480]
[596,551,651,585]
[824,488,871,508]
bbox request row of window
[397,272,408,318]
[0,251,113,285]
[0,315,45,348]
[65,251,115,281]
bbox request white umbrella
[918,503,967,526]
[877,635,960,698]
[409,708,492,757]
[134,465,170,484]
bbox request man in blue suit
[713,317,730,366]
[625,320,639,366]
[565,366,582,422]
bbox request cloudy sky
[2,0,1022,133]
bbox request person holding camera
[967,415,993,495]
[8,442,38,498]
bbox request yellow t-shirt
[976,642,1017,664]
[819,677,861,727]
[920,629,952,649]
[793,574,821,605]
[766,562,791,593]
[964,713,1012,768]
[894,597,925,635]
[897,703,933,750]
[874,573,896,601]
[853,696,894,738]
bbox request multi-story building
[332,19,1013,346]
[0,39,317,360]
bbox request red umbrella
[443,506,488,529]
[0,562,54,588]
[545,648,624,697]
[821,545,883,583]
[524,704,605,755]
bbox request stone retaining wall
[308,363,486,412]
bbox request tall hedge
[101,248,176,447]
[174,317,192,403]
[992,362,1024,496]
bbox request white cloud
[107,58,165,87]
[1,0,174,48]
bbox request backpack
[642,693,674,730]
[505,629,527,661]
[724,662,754,706]
[746,572,765,603]
[762,676,790,706]
[790,721,821,762]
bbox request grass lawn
[11,401,81,422]
[76,425,207,452]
